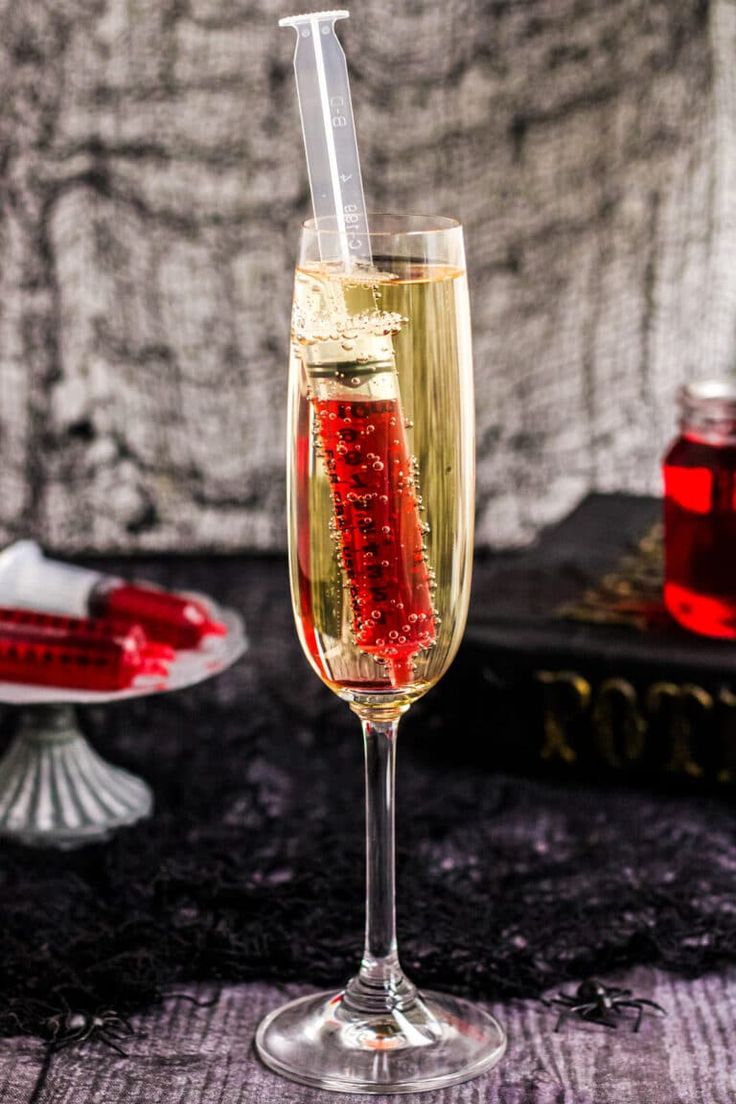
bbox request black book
[433,493,736,786]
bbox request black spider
[44,1007,139,1055]
[543,979,666,1033]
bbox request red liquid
[0,607,174,660]
[91,584,227,649]
[663,435,736,638]
[0,625,169,690]
[307,395,436,687]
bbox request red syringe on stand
[0,615,170,691]
[0,542,226,650]
[0,606,174,659]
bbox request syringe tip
[143,642,176,661]
[140,659,171,678]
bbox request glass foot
[255,988,506,1094]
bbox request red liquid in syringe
[311,395,435,687]
[0,607,174,660]
[0,625,170,691]
[89,584,227,649]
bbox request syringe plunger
[278,11,349,27]
[279,9,370,268]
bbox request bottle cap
[679,379,736,445]
[0,541,105,618]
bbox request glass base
[0,705,153,848]
[255,988,506,1094]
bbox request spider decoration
[44,1008,139,1055]
[543,979,667,1033]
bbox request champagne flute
[255,213,506,1093]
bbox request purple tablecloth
[2,968,734,1103]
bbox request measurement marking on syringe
[330,94,347,127]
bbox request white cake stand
[0,598,246,848]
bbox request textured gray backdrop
[1,0,735,551]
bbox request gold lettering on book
[530,672,731,780]
[592,678,647,769]
[645,682,713,778]
[715,688,736,784]
[536,671,591,764]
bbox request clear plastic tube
[279,10,371,268]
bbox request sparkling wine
[288,259,474,704]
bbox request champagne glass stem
[345,713,417,1015]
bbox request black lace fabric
[1,556,735,1038]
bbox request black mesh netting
[1,556,735,1039]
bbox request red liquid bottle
[663,379,736,638]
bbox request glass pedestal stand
[0,599,246,848]
[0,704,154,847]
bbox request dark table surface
[0,540,734,1103]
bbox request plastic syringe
[0,622,170,691]
[279,9,437,689]
[279,10,371,268]
[0,542,227,650]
